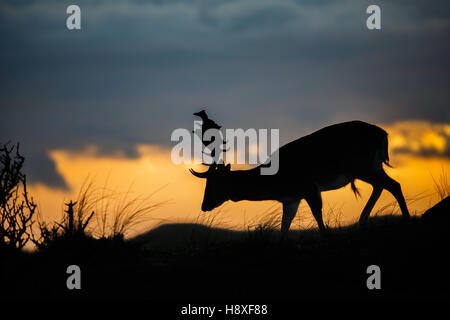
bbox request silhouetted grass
[431,166,450,200]
[32,178,165,251]
[94,184,167,240]
[2,209,449,300]
[2,173,450,301]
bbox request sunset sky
[1,0,449,236]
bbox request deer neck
[225,169,269,202]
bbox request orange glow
[28,121,450,237]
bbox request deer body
[190,121,410,232]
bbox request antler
[189,163,217,178]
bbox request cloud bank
[0,0,449,188]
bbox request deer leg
[305,189,325,232]
[379,171,410,219]
[281,199,300,233]
[359,185,383,223]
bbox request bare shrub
[0,143,37,250]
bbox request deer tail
[381,132,392,168]
[351,179,361,198]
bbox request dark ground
[1,215,449,305]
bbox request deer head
[190,163,231,211]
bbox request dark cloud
[393,146,450,159]
[25,153,68,189]
[0,0,449,188]
[226,5,297,32]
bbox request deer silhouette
[190,121,410,233]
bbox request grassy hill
[2,214,449,301]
